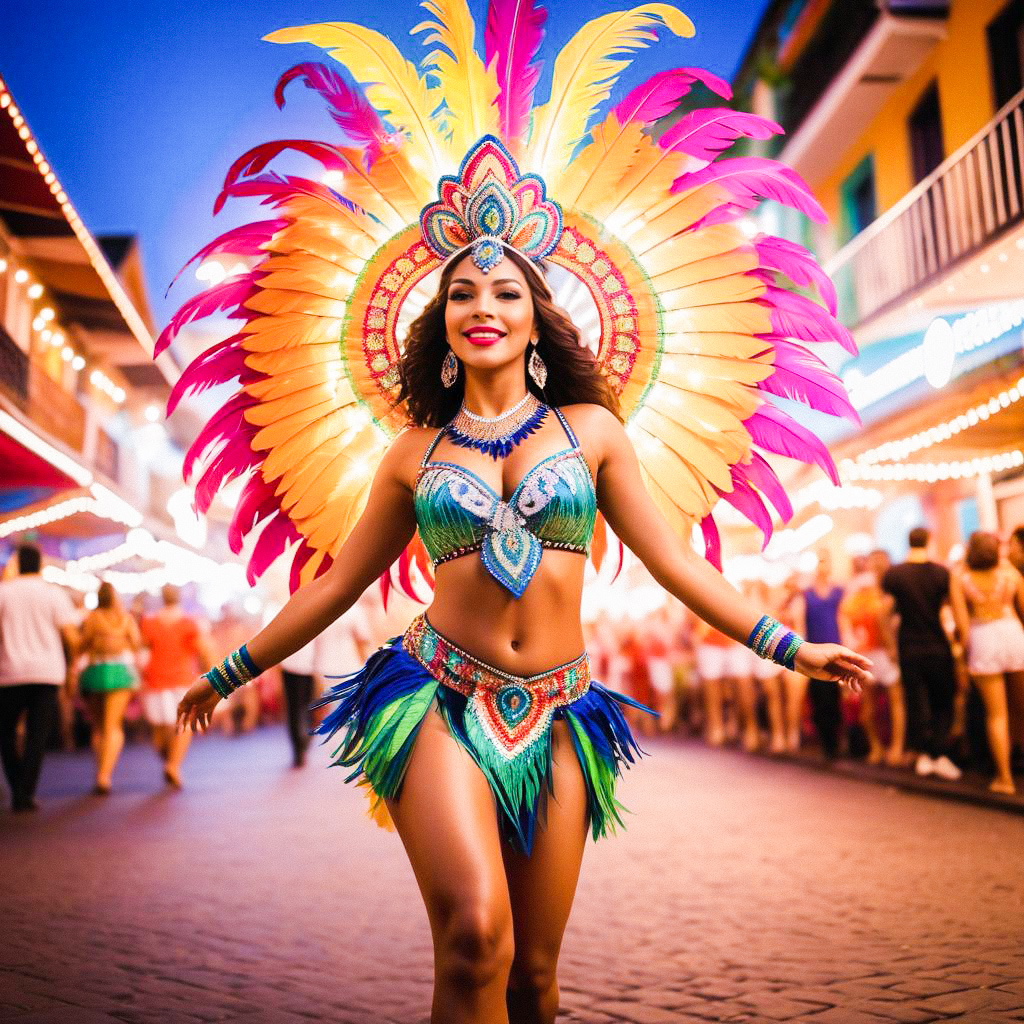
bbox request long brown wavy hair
[396,247,621,427]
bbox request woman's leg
[96,689,134,789]
[763,674,786,753]
[972,673,1015,793]
[859,685,884,763]
[734,674,760,752]
[386,707,515,1024]
[502,719,588,1024]
[703,678,724,746]
[164,727,192,787]
[85,692,104,766]
[885,681,907,766]
[783,671,808,752]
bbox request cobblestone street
[2,728,1023,1024]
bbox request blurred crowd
[2,522,1024,812]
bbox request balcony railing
[0,323,29,402]
[827,86,1024,328]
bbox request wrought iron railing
[827,86,1024,328]
[0,323,29,402]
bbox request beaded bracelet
[204,644,262,699]
[747,615,804,671]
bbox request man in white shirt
[0,544,79,812]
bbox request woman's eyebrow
[450,277,522,287]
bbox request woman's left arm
[587,407,871,688]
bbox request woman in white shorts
[695,625,756,749]
[950,531,1024,794]
[746,582,786,753]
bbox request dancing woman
[168,4,871,1021]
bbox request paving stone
[2,730,1023,1024]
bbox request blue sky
[0,1,771,329]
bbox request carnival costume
[161,1,857,852]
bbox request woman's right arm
[177,430,422,731]
[948,570,971,652]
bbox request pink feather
[700,514,722,570]
[155,277,257,358]
[216,141,349,214]
[740,453,793,523]
[183,392,258,481]
[614,67,731,125]
[167,220,284,294]
[247,513,301,586]
[746,404,839,485]
[674,157,827,224]
[757,339,860,423]
[289,541,318,594]
[718,466,773,547]
[168,340,258,416]
[229,474,280,554]
[485,0,548,144]
[213,172,351,218]
[193,441,261,516]
[754,235,837,316]
[275,62,391,166]
[659,108,781,162]
[378,569,393,611]
[760,287,856,354]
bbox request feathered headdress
[160,0,857,595]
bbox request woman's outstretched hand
[176,678,222,733]
[793,643,872,692]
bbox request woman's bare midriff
[425,549,587,675]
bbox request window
[840,155,877,243]
[988,0,1024,109]
[908,82,944,183]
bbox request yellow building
[734,0,1024,562]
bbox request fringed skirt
[313,613,654,855]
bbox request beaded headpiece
[161,1,858,595]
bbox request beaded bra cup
[414,408,597,598]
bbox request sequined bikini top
[414,407,597,598]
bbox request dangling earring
[527,341,547,389]
[441,348,459,388]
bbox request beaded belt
[402,614,590,760]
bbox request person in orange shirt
[840,553,904,767]
[140,586,213,788]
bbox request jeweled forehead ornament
[420,135,562,279]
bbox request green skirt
[80,661,139,693]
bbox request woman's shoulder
[557,402,622,438]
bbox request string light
[842,449,1024,483]
[0,482,142,540]
[854,376,1024,464]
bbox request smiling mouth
[463,329,506,345]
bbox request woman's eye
[449,291,471,300]
[499,291,521,300]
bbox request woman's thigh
[501,718,588,983]
[386,705,512,938]
[972,673,1008,717]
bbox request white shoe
[931,756,962,781]
[915,754,934,776]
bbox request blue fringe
[445,403,548,460]
[313,639,653,855]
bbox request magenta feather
[659,108,781,162]
[378,570,393,611]
[213,172,351,219]
[247,513,301,586]
[275,62,390,165]
[183,391,258,481]
[746,404,839,485]
[168,339,259,416]
[757,339,860,423]
[193,441,261,516]
[229,474,281,554]
[614,67,731,125]
[754,236,837,316]
[155,277,257,358]
[674,157,827,224]
[290,541,318,594]
[485,0,548,144]
[760,287,856,354]
[740,452,793,523]
[700,514,722,570]
[718,467,773,547]
[168,220,284,295]
[215,141,349,215]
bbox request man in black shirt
[882,527,961,780]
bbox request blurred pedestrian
[76,581,141,794]
[949,531,1024,794]
[778,577,809,752]
[1009,525,1024,625]
[140,585,213,788]
[694,623,748,748]
[746,581,786,753]
[642,610,676,733]
[882,527,961,781]
[0,544,79,812]
[313,594,373,728]
[840,553,904,766]
[281,636,317,768]
[795,550,845,760]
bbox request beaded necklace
[447,392,549,459]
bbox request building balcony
[827,86,1024,339]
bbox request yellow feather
[659,274,766,311]
[552,114,647,210]
[245,290,348,319]
[660,331,773,360]
[246,389,339,431]
[634,407,734,490]
[265,22,450,177]
[242,316,340,353]
[528,4,694,181]
[414,0,499,154]
[641,464,694,536]
[664,302,773,337]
